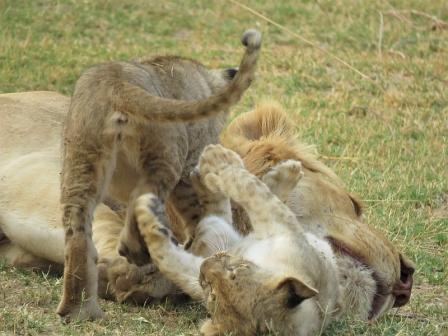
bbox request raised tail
[117,29,262,122]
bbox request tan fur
[58,29,261,320]
[0,92,177,307]
[138,106,415,335]
[0,93,414,332]
[221,103,415,320]
[138,145,338,336]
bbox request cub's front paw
[190,167,227,204]
[199,144,244,178]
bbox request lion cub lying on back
[138,144,340,335]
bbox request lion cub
[136,144,340,336]
[58,29,262,320]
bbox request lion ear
[276,277,318,309]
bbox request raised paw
[262,160,304,202]
[190,166,227,204]
[198,144,244,179]
[262,160,304,187]
[190,167,210,199]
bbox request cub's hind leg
[189,168,241,257]
[118,138,186,266]
[57,142,115,321]
[135,194,205,301]
[168,179,203,244]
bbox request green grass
[1,0,447,334]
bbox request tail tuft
[241,29,262,50]
[118,28,261,123]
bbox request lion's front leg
[134,194,205,301]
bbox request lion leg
[93,203,177,303]
[189,167,241,257]
[199,145,300,235]
[57,149,113,321]
[168,179,203,245]
[190,167,232,223]
[135,193,205,301]
[118,153,182,266]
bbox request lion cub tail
[120,29,261,122]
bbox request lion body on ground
[0,93,413,333]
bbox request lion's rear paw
[105,257,157,302]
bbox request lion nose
[392,270,413,307]
[393,284,411,307]
[394,253,415,307]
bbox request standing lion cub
[58,29,261,321]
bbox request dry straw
[228,0,384,90]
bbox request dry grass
[0,0,447,334]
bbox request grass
[0,0,447,334]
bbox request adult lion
[0,91,177,304]
[0,92,414,327]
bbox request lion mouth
[392,255,414,308]
[368,273,391,320]
[0,230,10,245]
[326,236,413,320]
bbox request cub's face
[199,252,321,336]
